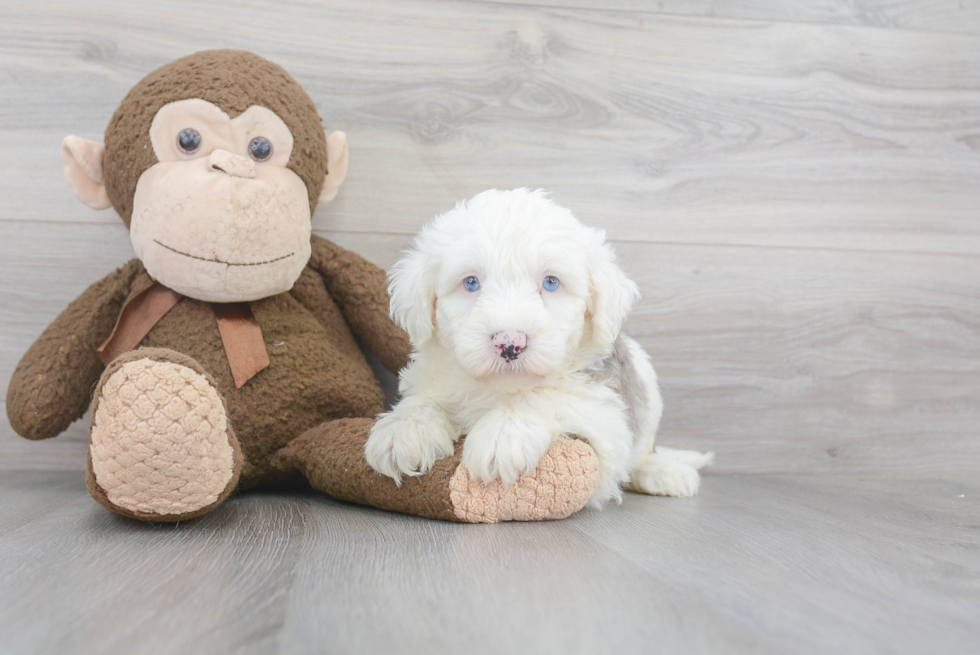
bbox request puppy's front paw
[462,413,554,486]
[365,406,455,484]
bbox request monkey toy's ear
[318,130,349,204]
[61,136,112,210]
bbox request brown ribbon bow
[97,282,270,388]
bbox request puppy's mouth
[476,353,544,379]
[154,240,294,267]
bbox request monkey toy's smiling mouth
[153,239,295,267]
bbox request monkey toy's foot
[446,437,599,522]
[87,348,243,522]
[272,419,600,523]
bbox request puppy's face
[390,189,639,380]
[433,218,591,379]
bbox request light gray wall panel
[1,0,977,472]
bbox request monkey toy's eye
[248,136,273,162]
[463,276,481,293]
[177,128,202,154]
[542,275,561,292]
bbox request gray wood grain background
[1,0,978,474]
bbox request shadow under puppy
[366,189,714,506]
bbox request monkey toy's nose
[208,149,256,178]
[492,330,528,362]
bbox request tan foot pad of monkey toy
[6,50,600,524]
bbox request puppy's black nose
[493,330,528,361]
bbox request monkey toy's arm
[6,260,142,440]
[308,235,412,374]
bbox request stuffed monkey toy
[6,50,600,523]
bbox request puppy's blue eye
[542,276,561,292]
[463,276,481,292]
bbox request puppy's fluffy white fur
[365,189,712,506]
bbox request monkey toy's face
[131,99,312,302]
[60,50,348,304]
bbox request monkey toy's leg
[271,420,600,523]
[87,348,243,522]
[86,347,599,524]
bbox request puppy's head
[390,189,639,379]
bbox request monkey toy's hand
[6,261,141,441]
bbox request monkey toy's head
[62,50,348,302]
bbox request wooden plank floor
[0,470,977,654]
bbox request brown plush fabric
[97,283,183,364]
[271,421,602,524]
[271,418,461,522]
[86,348,244,522]
[129,254,391,488]
[7,237,403,490]
[103,50,328,226]
[6,260,143,440]
[308,236,412,373]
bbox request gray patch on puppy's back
[588,334,649,440]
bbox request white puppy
[365,189,712,507]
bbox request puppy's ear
[587,231,640,352]
[388,241,437,346]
